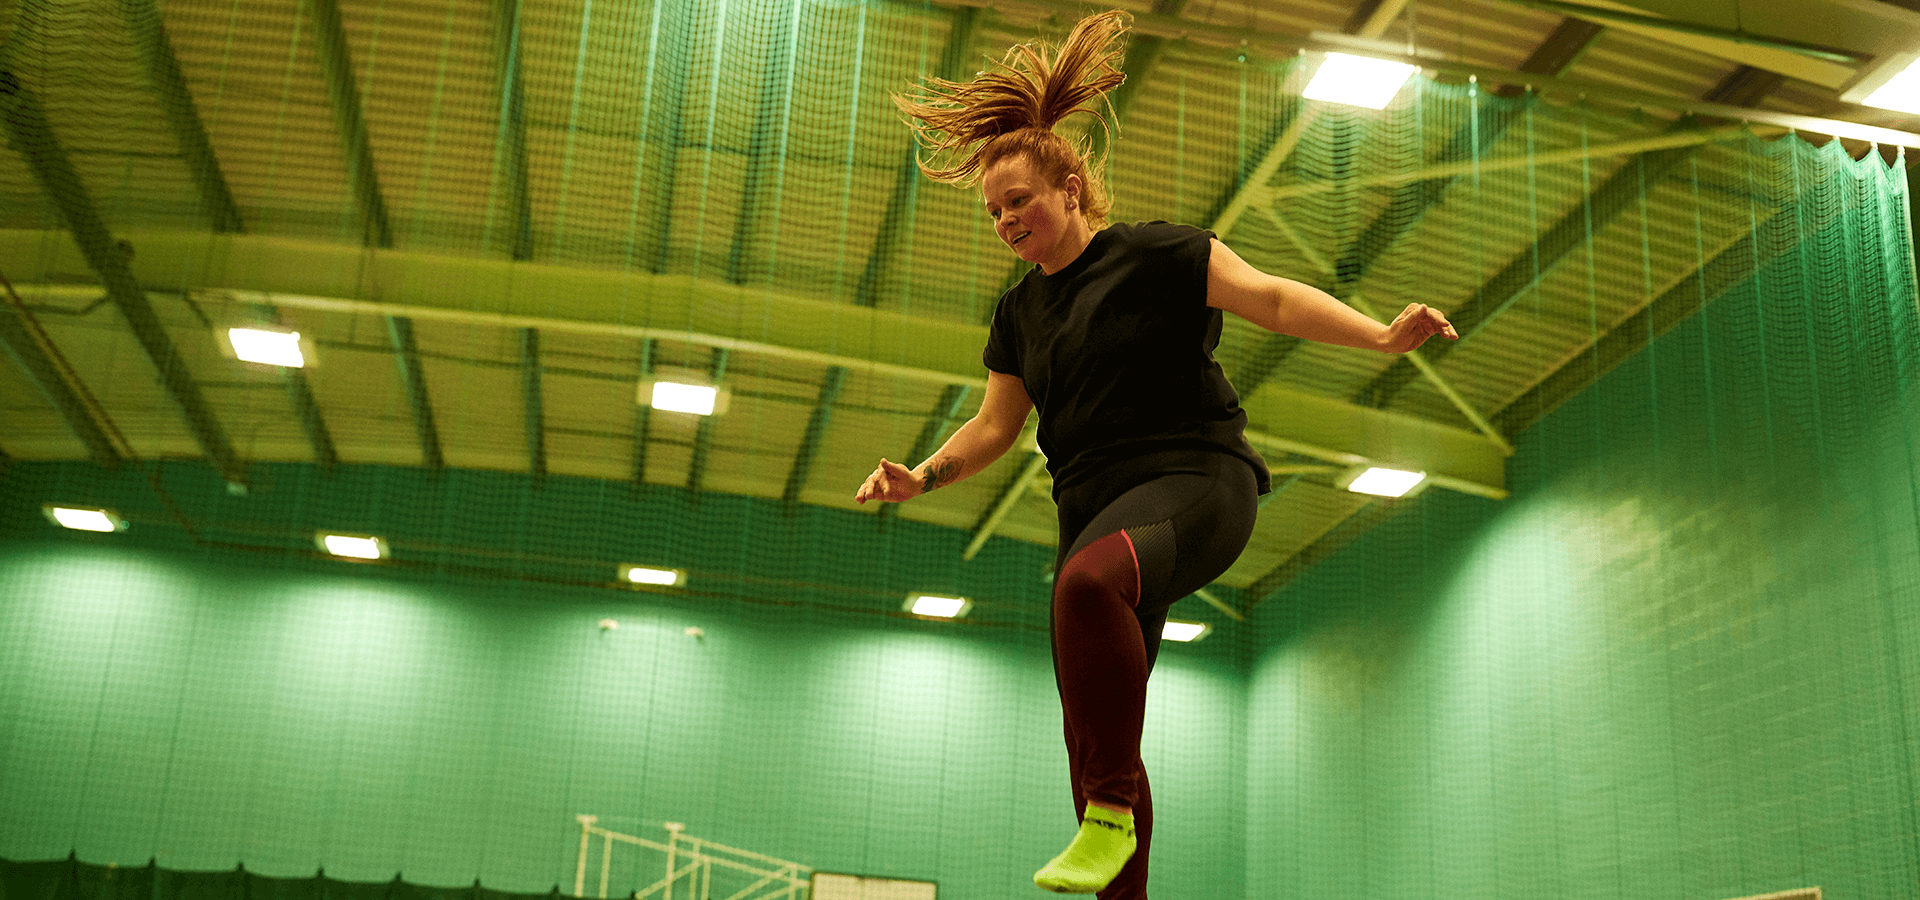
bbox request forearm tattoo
[920,456,963,492]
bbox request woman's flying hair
[894,10,1130,220]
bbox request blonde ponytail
[894,10,1130,222]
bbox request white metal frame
[573,815,812,900]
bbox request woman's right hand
[855,458,924,504]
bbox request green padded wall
[0,462,1247,899]
[1247,136,1920,899]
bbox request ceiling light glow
[1303,53,1419,110]
[318,533,386,560]
[228,328,306,367]
[622,565,684,586]
[1163,620,1211,643]
[45,505,121,532]
[1863,58,1920,115]
[905,594,971,619]
[1348,467,1426,498]
[651,382,718,416]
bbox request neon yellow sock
[1032,805,1136,894]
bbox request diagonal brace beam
[385,316,443,468]
[522,327,544,477]
[0,276,124,467]
[118,0,244,234]
[879,383,971,521]
[782,365,847,503]
[0,69,245,485]
[964,448,1047,560]
[308,0,392,249]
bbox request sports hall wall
[0,464,1248,899]
[1244,141,1920,899]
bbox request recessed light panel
[228,328,306,367]
[650,382,718,416]
[1863,58,1920,115]
[1348,467,1426,498]
[1303,53,1418,110]
[1163,620,1211,643]
[45,505,122,532]
[317,533,386,560]
[622,565,684,586]
[904,594,971,619]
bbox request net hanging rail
[574,816,813,900]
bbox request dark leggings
[1049,452,1259,900]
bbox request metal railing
[573,815,812,900]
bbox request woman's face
[982,155,1082,270]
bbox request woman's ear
[1064,173,1083,211]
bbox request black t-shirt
[983,221,1272,497]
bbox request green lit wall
[0,464,1247,899]
[1246,169,1920,898]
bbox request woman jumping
[854,11,1457,897]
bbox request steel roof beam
[782,365,848,504]
[247,304,337,470]
[1352,65,1782,412]
[726,0,803,286]
[0,232,1509,499]
[1238,66,1792,615]
[1242,206,1796,610]
[307,0,392,249]
[1088,0,1191,158]
[856,6,983,308]
[118,0,244,234]
[521,328,544,478]
[965,448,1048,560]
[1228,17,1606,394]
[1204,1,1409,240]
[631,338,656,488]
[685,347,728,491]
[492,0,533,261]
[0,71,245,486]
[639,0,698,274]
[879,382,972,521]
[385,316,443,469]
[1492,223,1791,435]
[0,290,123,468]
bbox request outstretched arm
[855,370,1035,504]
[1205,237,1457,353]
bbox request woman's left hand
[1380,303,1459,353]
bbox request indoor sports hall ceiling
[2,0,1919,613]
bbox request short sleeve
[1121,219,1213,303]
[981,290,1021,376]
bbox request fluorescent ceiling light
[1303,53,1419,110]
[1863,58,1920,115]
[904,593,971,619]
[650,381,718,416]
[1163,620,1211,643]
[317,533,386,560]
[622,565,684,586]
[1348,467,1426,498]
[228,328,306,367]
[44,505,122,532]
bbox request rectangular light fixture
[44,505,123,532]
[621,565,685,587]
[227,328,306,368]
[903,593,972,619]
[1347,467,1427,498]
[1163,620,1211,643]
[316,532,387,560]
[649,381,718,416]
[1863,58,1920,115]
[1303,53,1419,110]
